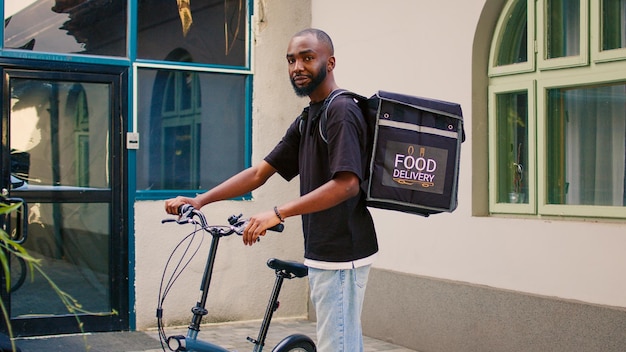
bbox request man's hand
[164,196,201,215]
[242,209,282,246]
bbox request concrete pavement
[15,318,418,351]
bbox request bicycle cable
[157,223,203,351]
[156,221,230,351]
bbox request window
[489,0,535,76]
[135,67,249,195]
[134,1,252,198]
[601,0,626,51]
[159,70,202,190]
[489,0,626,218]
[4,0,253,198]
[544,84,626,207]
[137,0,248,66]
[537,0,588,69]
[593,0,626,61]
[489,81,536,214]
[4,0,127,57]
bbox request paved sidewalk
[15,318,418,351]
[145,319,417,352]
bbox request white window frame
[489,80,537,215]
[590,0,626,63]
[536,70,626,219]
[489,0,536,77]
[537,0,589,70]
[489,0,626,219]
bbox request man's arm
[242,171,360,245]
[164,160,277,215]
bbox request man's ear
[327,56,336,72]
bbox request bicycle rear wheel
[272,334,316,352]
[273,341,315,352]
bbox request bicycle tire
[10,254,26,293]
[272,334,316,352]
[273,341,315,352]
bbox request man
[165,28,378,352]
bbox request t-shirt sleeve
[264,119,300,181]
[324,96,368,182]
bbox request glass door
[1,62,128,336]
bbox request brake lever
[230,219,284,236]
[230,220,248,235]
[160,217,197,225]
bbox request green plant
[0,200,31,351]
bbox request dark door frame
[0,58,129,336]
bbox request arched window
[488,0,626,218]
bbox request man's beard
[290,66,327,97]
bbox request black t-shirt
[265,93,378,262]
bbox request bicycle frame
[246,258,309,351]
[182,230,226,351]
[161,206,315,352]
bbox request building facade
[2,0,625,351]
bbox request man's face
[286,34,330,97]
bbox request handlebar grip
[178,204,194,215]
[269,223,284,232]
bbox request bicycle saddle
[267,258,308,278]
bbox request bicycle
[157,204,316,352]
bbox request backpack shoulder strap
[297,89,347,140]
[297,106,309,136]
[318,89,366,143]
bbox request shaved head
[292,28,334,56]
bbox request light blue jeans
[308,265,371,352]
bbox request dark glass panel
[546,84,626,206]
[11,202,111,317]
[4,0,127,56]
[137,0,247,66]
[495,91,529,204]
[496,0,528,66]
[136,68,248,191]
[545,0,580,59]
[602,0,626,51]
[10,79,111,189]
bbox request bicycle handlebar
[162,204,284,236]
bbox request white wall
[312,0,626,309]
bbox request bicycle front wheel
[272,334,316,352]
